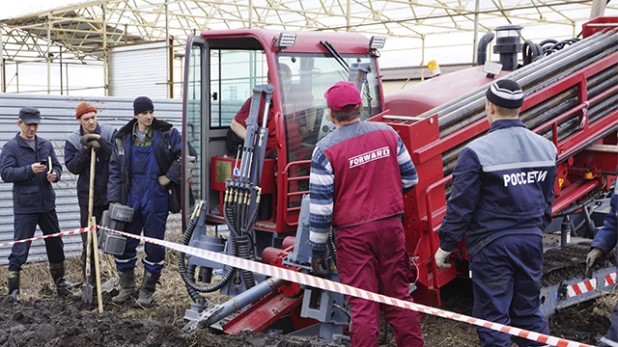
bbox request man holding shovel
[65,102,116,301]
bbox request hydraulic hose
[179,207,235,303]
[226,188,256,289]
[552,191,604,218]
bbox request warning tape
[567,278,597,298]
[0,226,93,248]
[99,225,593,347]
[606,273,617,286]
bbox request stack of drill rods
[415,30,609,124]
[440,63,618,176]
[442,89,618,176]
[442,93,617,177]
[440,65,618,168]
[439,32,618,138]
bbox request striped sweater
[309,121,419,251]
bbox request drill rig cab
[180,30,383,337]
[181,30,383,253]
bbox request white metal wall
[0,93,182,265]
[109,41,168,99]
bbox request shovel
[81,146,104,312]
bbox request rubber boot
[112,269,136,304]
[137,270,160,307]
[7,271,20,302]
[49,262,80,296]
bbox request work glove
[585,248,604,278]
[86,140,101,152]
[80,134,101,146]
[311,249,329,277]
[158,175,171,187]
[434,248,452,269]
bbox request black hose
[179,206,235,302]
[523,39,543,66]
[552,191,603,218]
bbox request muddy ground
[0,280,612,347]
[0,239,614,347]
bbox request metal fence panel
[109,42,168,99]
[0,93,182,265]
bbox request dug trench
[0,238,614,347]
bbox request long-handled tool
[82,147,104,312]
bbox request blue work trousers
[114,144,168,274]
[471,234,549,347]
[8,210,65,271]
[600,302,618,347]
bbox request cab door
[181,36,209,229]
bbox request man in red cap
[309,81,425,347]
[64,102,116,298]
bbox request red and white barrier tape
[567,278,597,298]
[99,225,592,347]
[0,226,93,248]
[606,273,617,286]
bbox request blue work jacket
[0,134,62,214]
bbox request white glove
[434,248,452,269]
[158,175,171,187]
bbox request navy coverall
[0,134,65,271]
[438,119,557,347]
[108,118,181,274]
[591,185,618,347]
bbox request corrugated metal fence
[0,93,183,266]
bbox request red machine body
[181,18,618,325]
[379,19,618,306]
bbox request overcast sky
[2,0,616,96]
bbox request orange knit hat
[75,102,97,119]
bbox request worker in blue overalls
[434,79,557,346]
[108,96,181,307]
[587,183,618,347]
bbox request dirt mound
[550,298,613,344]
[542,243,616,287]
[0,295,311,347]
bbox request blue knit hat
[133,96,154,115]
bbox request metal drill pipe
[517,63,618,125]
[440,34,618,133]
[443,103,618,195]
[440,64,618,165]
[441,83,618,176]
[440,40,618,137]
[439,31,614,121]
[416,30,608,121]
[544,94,618,143]
[522,72,618,129]
[438,32,618,132]
[419,30,611,123]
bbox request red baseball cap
[324,81,362,112]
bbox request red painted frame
[374,23,618,307]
